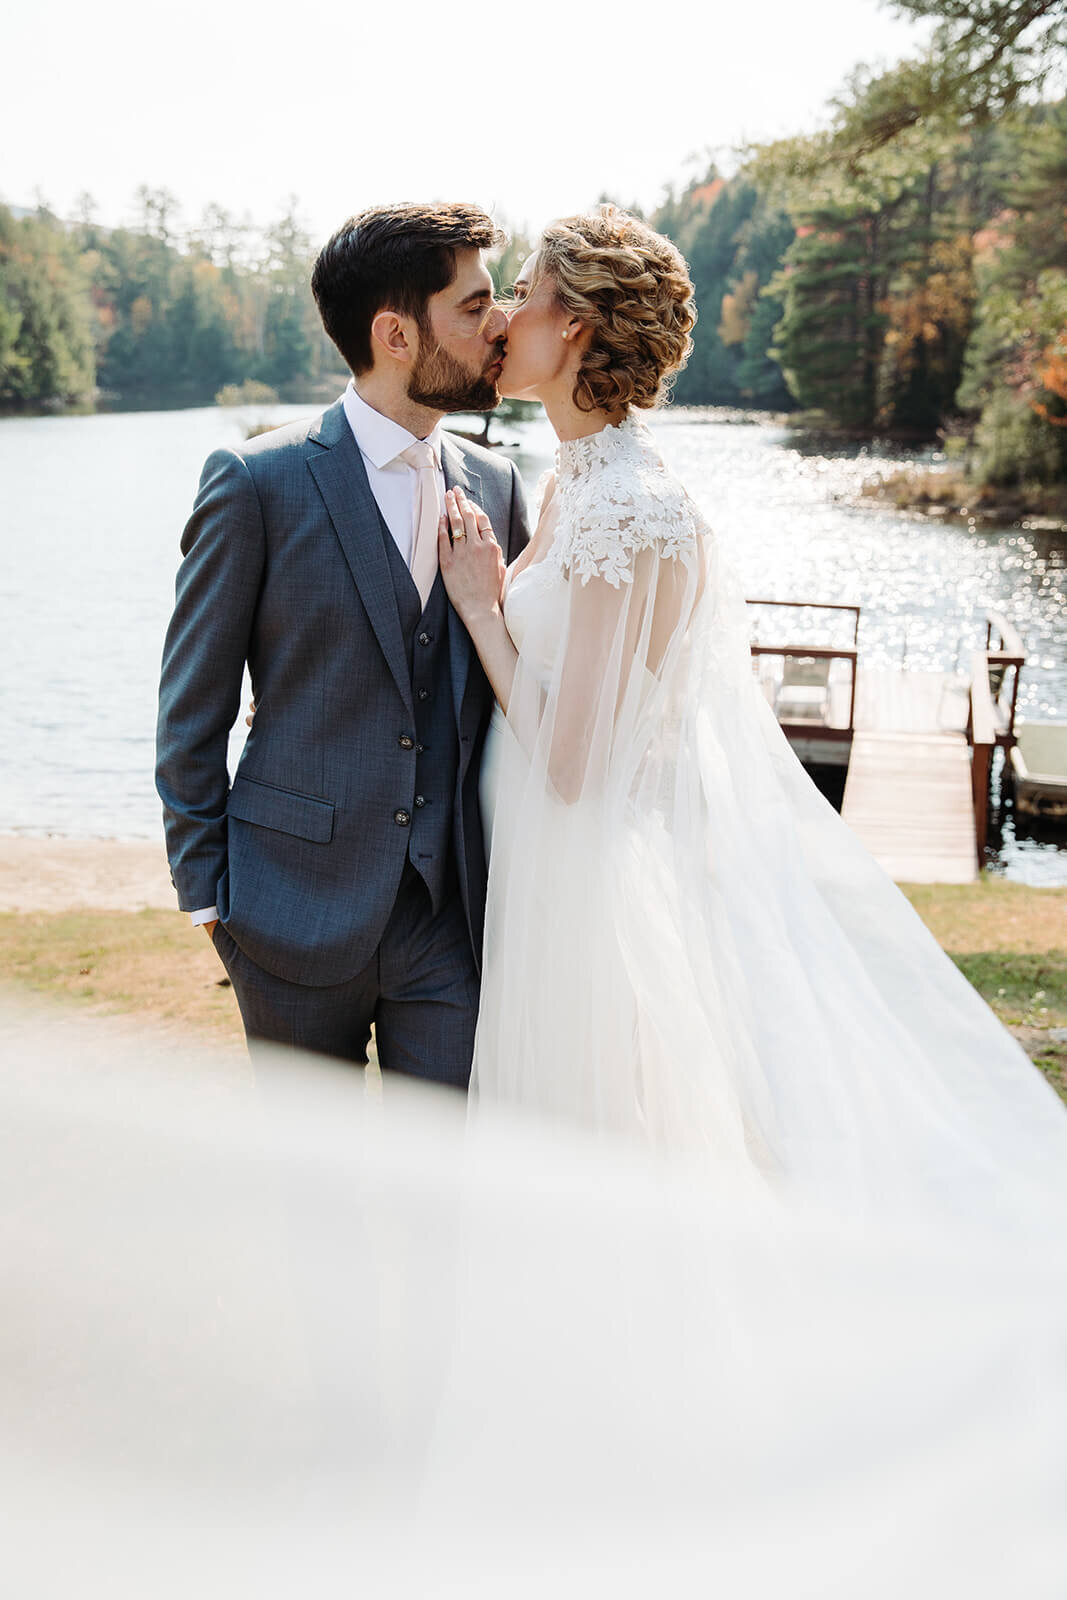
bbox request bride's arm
[438,487,519,714]
[542,548,690,802]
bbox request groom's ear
[370,309,414,367]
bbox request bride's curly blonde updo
[534,205,696,413]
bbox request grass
[1,879,1064,1102]
[900,878,1067,1101]
[0,907,245,1050]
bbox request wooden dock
[843,669,976,882]
[750,603,1025,886]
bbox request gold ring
[452,529,467,541]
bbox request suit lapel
[440,430,482,504]
[441,434,482,734]
[307,402,414,719]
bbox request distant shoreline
[856,466,1067,535]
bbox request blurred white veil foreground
[2,1003,1065,1598]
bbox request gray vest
[377,509,460,913]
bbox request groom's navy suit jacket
[156,397,530,987]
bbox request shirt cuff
[190,906,219,927]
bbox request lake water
[2,401,1064,882]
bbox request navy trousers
[211,861,480,1089]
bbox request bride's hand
[438,486,506,624]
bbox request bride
[439,204,1067,1230]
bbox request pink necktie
[399,440,441,610]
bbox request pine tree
[652,173,795,408]
[0,205,95,409]
[957,99,1067,483]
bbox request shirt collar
[342,380,443,470]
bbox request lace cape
[542,409,752,685]
[551,412,704,586]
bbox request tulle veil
[473,411,1067,1234]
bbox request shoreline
[0,835,175,913]
[2,830,1065,913]
[855,467,1067,534]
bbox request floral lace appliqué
[552,412,705,587]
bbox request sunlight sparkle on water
[2,405,1064,881]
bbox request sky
[7,0,933,243]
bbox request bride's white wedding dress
[435,414,1067,1589]
[476,411,1067,1229]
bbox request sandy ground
[0,836,176,913]
[0,836,1062,1096]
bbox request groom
[156,202,529,1086]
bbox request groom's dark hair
[312,202,505,375]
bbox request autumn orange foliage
[1032,334,1067,428]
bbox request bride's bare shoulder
[537,468,558,509]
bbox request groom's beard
[408,338,503,413]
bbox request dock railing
[965,610,1027,862]
[748,600,859,739]
[983,611,1025,744]
[967,650,997,863]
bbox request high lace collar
[555,411,650,485]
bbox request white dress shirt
[341,381,446,560]
[190,385,446,928]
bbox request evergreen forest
[2,0,1065,492]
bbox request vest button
[417,687,429,702]
[398,734,414,750]
[414,795,425,808]
[418,631,432,647]
[394,809,411,827]
[415,743,424,754]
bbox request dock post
[972,742,991,864]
